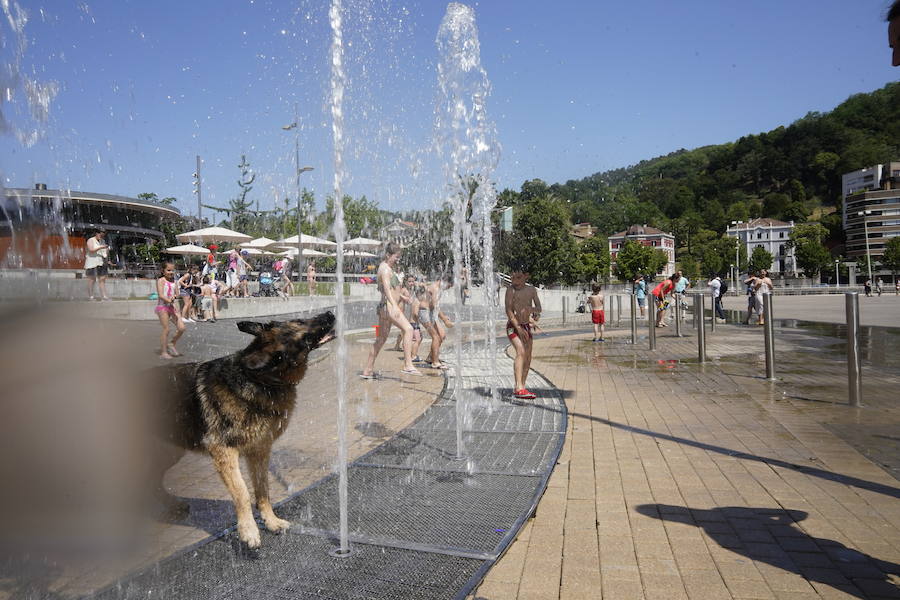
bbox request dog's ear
[237,321,270,336]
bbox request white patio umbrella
[176,226,252,244]
[280,248,332,258]
[276,233,336,248]
[165,243,211,255]
[239,236,279,249]
[225,247,272,257]
[342,249,377,258]
[344,236,383,249]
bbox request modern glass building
[1,185,181,269]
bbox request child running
[588,284,605,342]
[505,264,542,400]
[155,262,186,359]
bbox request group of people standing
[360,245,544,401]
[629,269,774,328]
[361,242,456,378]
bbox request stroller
[257,271,278,297]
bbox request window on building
[757,233,762,239]
[779,232,784,238]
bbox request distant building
[725,218,796,276]
[842,162,900,263]
[381,218,420,246]
[1,185,181,269]
[608,225,676,277]
[570,222,596,240]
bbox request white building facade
[726,218,796,276]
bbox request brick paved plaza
[4,301,900,599]
[473,317,900,600]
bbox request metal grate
[279,467,540,558]
[357,430,563,476]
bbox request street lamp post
[835,259,840,288]
[282,110,315,276]
[730,220,744,291]
[857,210,873,283]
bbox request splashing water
[329,0,350,556]
[0,0,59,147]
[435,2,501,458]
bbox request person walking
[588,284,605,342]
[876,278,884,296]
[84,229,110,301]
[633,275,647,318]
[155,262,186,359]
[743,272,759,325]
[754,269,774,326]
[505,263,542,400]
[361,243,420,379]
[306,261,317,296]
[864,279,873,297]
[708,274,726,322]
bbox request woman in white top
[84,230,110,301]
[753,269,774,325]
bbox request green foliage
[496,194,582,285]
[576,235,610,283]
[676,254,701,284]
[541,82,900,251]
[613,240,668,281]
[748,246,774,273]
[883,237,900,276]
[321,194,386,239]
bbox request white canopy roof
[239,236,280,249]
[276,233,336,248]
[343,236,383,249]
[176,226,252,244]
[165,243,211,256]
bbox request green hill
[539,81,900,242]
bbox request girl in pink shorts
[156,262,186,359]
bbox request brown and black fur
[150,311,335,549]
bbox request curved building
[1,185,181,269]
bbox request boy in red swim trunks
[588,283,605,342]
[505,265,542,400]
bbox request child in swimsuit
[156,261,186,359]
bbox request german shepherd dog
[151,311,335,549]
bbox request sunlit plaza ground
[3,293,900,599]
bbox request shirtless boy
[505,265,542,400]
[588,284,605,342]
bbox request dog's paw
[264,515,291,534]
[238,520,261,549]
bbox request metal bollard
[630,294,637,344]
[710,292,716,332]
[695,294,706,363]
[763,293,776,380]
[649,296,657,350]
[616,295,622,326]
[845,292,862,406]
[674,295,683,337]
[608,294,615,325]
[562,296,567,326]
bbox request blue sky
[1,0,897,219]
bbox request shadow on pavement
[636,504,900,599]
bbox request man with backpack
[708,274,727,323]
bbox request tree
[676,254,701,284]
[613,240,668,281]
[496,194,582,285]
[748,246,773,273]
[882,237,900,278]
[320,194,386,239]
[786,222,830,276]
[577,236,610,283]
